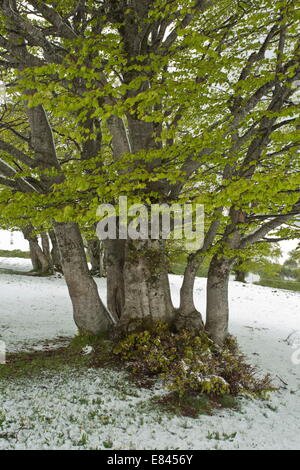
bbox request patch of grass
[78,397,89,405]
[207,431,237,442]
[266,403,278,412]
[0,410,5,428]
[77,433,88,446]
[0,249,30,259]
[0,348,83,380]
[103,440,114,449]
[0,333,113,380]
[100,415,112,425]
[255,278,300,292]
[155,392,241,418]
[156,393,214,418]
[87,410,99,420]
[217,394,241,411]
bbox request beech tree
[0,0,299,343]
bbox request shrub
[113,323,273,399]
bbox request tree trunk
[87,238,101,275]
[49,229,63,272]
[53,221,115,334]
[235,269,246,283]
[205,254,233,346]
[118,240,175,332]
[104,239,125,319]
[99,241,106,277]
[41,232,52,270]
[22,225,51,274]
[177,253,204,332]
[28,239,42,271]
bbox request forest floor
[0,257,299,450]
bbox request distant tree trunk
[28,239,42,271]
[22,225,52,274]
[233,258,247,282]
[118,240,175,331]
[49,229,62,272]
[87,238,101,275]
[205,254,233,345]
[53,221,115,334]
[177,253,204,331]
[99,241,106,277]
[105,239,125,320]
[41,232,52,270]
[235,269,246,283]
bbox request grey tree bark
[53,221,115,334]
[28,239,42,272]
[205,254,234,345]
[118,240,175,331]
[22,226,52,274]
[87,238,101,275]
[99,241,107,278]
[49,229,63,272]
[104,239,125,320]
[41,232,52,270]
[177,253,204,331]
[235,269,246,283]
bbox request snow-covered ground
[0,258,77,351]
[0,257,300,450]
[0,257,33,273]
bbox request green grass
[154,392,241,418]
[0,249,30,259]
[206,431,237,441]
[0,333,113,380]
[255,278,300,292]
[103,440,114,449]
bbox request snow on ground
[0,258,77,351]
[0,257,32,273]
[0,257,300,449]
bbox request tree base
[174,309,204,333]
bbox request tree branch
[0,138,36,167]
[26,0,77,40]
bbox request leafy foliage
[280,249,300,282]
[113,322,274,398]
